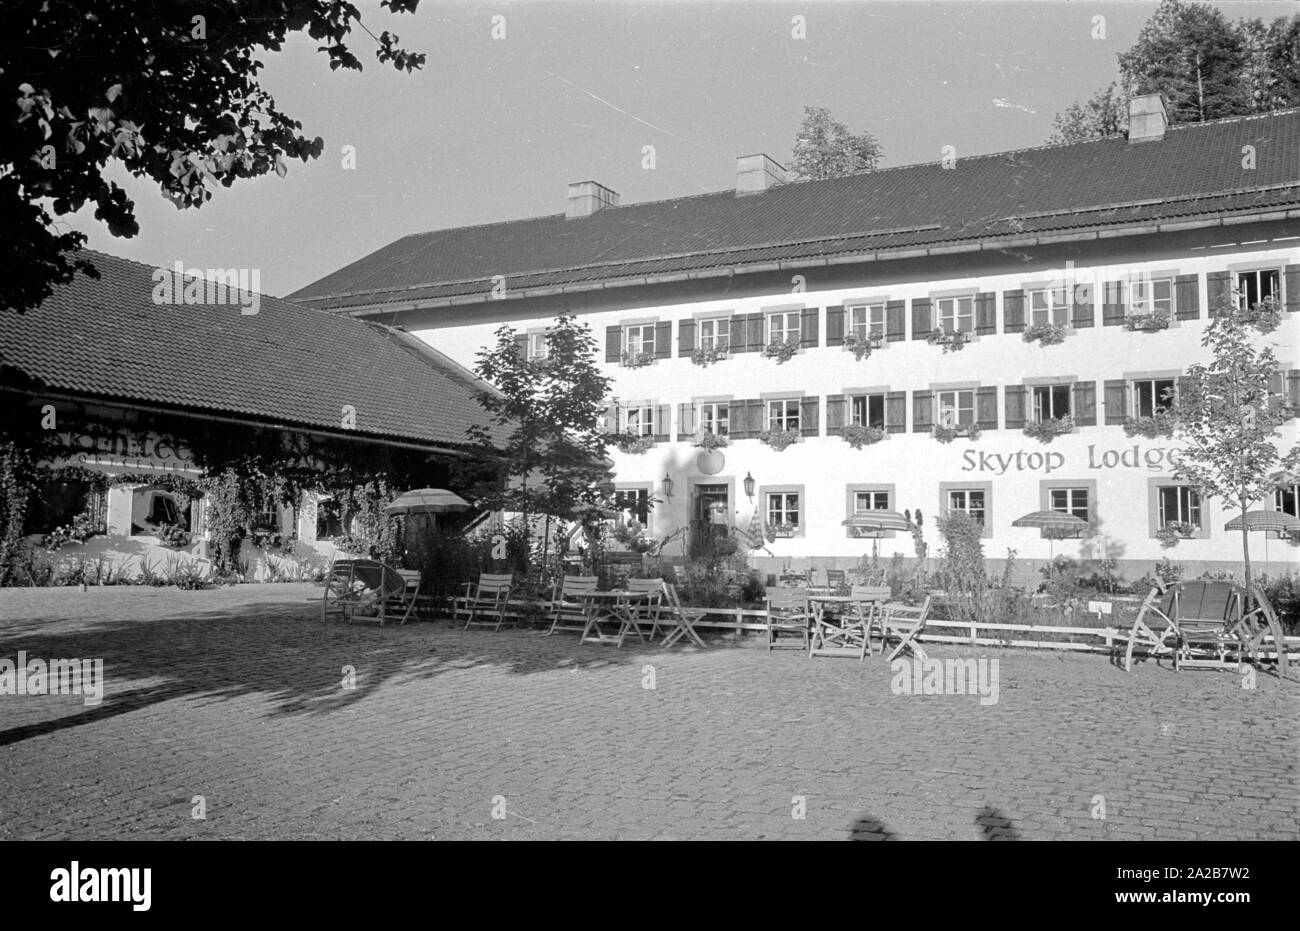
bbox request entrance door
[692,483,729,548]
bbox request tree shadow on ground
[0,597,751,745]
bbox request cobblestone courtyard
[0,584,1296,841]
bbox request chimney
[735,154,786,196]
[566,180,619,219]
[1127,94,1168,144]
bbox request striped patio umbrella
[1224,510,1300,569]
[383,488,472,516]
[1012,510,1090,562]
[842,510,911,558]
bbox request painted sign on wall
[960,444,1185,476]
[51,431,199,473]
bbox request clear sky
[66,0,1293,297]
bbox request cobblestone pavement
[0,585,1296,841]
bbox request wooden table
[578,590,656,648]
[808,593,887,660]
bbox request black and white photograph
[1,0,1297,899]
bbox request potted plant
[694,432,729,450]
[926,328,969,353]
[932,422,982,444]
[765,521,798,540]
[841,423,887,448]
[1156,522,1197,548]
[758,429,801,451]
[621,350,655,368]
[762,336,801,364]
[1022,322,1069,346]
[1125,313,1171,332]
[155,522,194,549]
[691,344,729,366]
[1022,415,1074,443]
[1122,411,1177,438]
[612,432,656,455]
[843,331,883,361]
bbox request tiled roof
[0,251,498,448]
[290,109,1300,313]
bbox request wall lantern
[743,472,755,500]
[661,473,674,499]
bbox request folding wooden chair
[1120,584,1177,671]
[321,557,411,626]
[1245,584,1289,680]
[825,569,847,593]
[389,569,422,625]
[659,582,709,648]
[766,586,812,652]
[547,575,598,636]
[624,577,667,640]
[880,595,933,661]
[463,572,514,631]
[811,583,890,660]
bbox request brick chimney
[1127,94,1168,144]
[735,154,786,196]
[566,181,619,219]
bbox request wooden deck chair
[1169,580,1246,672]
[825,569,847,592]
[881,595,933,662]
[547,575,598,636]
[766,586,812,652]
[1121,584,1178,671]
[321,558,410,626]
[463,572,514,631]
[624,577,667,640]
[1245,584,1289,680]
[659,582,709,648]
[389,569,422,625]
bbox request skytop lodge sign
[960,444,1186,476]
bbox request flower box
[758,429,801,452]
[762,337,801,364]
[611,432,656,455]
[841,423,887,449]
[691,345,730,367]
[1156,522,1197,548]
[694,432,730,450]
[1122,413,1177,438]
[621,351,655,368]
[1124,313,1170,332]
[765,523,798,540]
[1022,415,1074,443]
[1022,322,1069,346]
[932,422,981,444]
[926,328,970,353]
[843,332,883,361]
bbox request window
[698,402,729,436]
[947,488,987,526]
[1274,484,1299,518]
[1133,378,1176,418]
[936,296,974,334]
[848,303,886,340]
[1029,287,1069,326]
[527,332,549,360]
[130,486,189,536]
[850,393,886,429]
[1157,486,1202,529]
[768,398,800,432]
[766,492,800,528]
[767,310,801,345]
[624,324,655,356]
[614,488,651,527]
[1032,384,1071,422]
[1130,277,1173,316]
[1237,269,1281,308]
[854,490,890,513]
[27,480,106,535]
[698,318,730,351]
[624,404,654,437]
[936,389,975,428]
[1049,487,1090,522]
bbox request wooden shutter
[605,325,622,362]
[911,298,932,340]
[1004,385,1027,429]
[513,334,528,357]
[677,402,696,441]
[1286,371,1300,407]
[1102,280,1126,326]
[800,396,820,436]
[1175,376,1192,410]
[745,313,765,352]
[1103,379,1128,425]
[1003,289,1025,333]
[885,300,906,342]
[826,394,847,430]
[1073,380,1097,426]
[1206,270,1233,316]
[729,399,756,438]
[1071,286,1094,328]
[885,391,907,433]
[603,404,618,434]
[729,316,747,353]
[974,292,996,335]
[826,308,846,347]
[654,321,672,359]
[653,403,671,441]
[678,319,695,356]
[975,386,998,431]
[800,308,819,348]
[1286,265,1300,313]
[912,390,933,432]
[1174,274,1200,320]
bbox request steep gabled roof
[0,251,498,449]
[289,109,1300,314]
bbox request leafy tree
[1,0,426,315]
[1264,14,1300,111]
[465,313,614,568]
[788,106,882,181]
[1172,300,1299,591]
[1046,83,1128,144]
